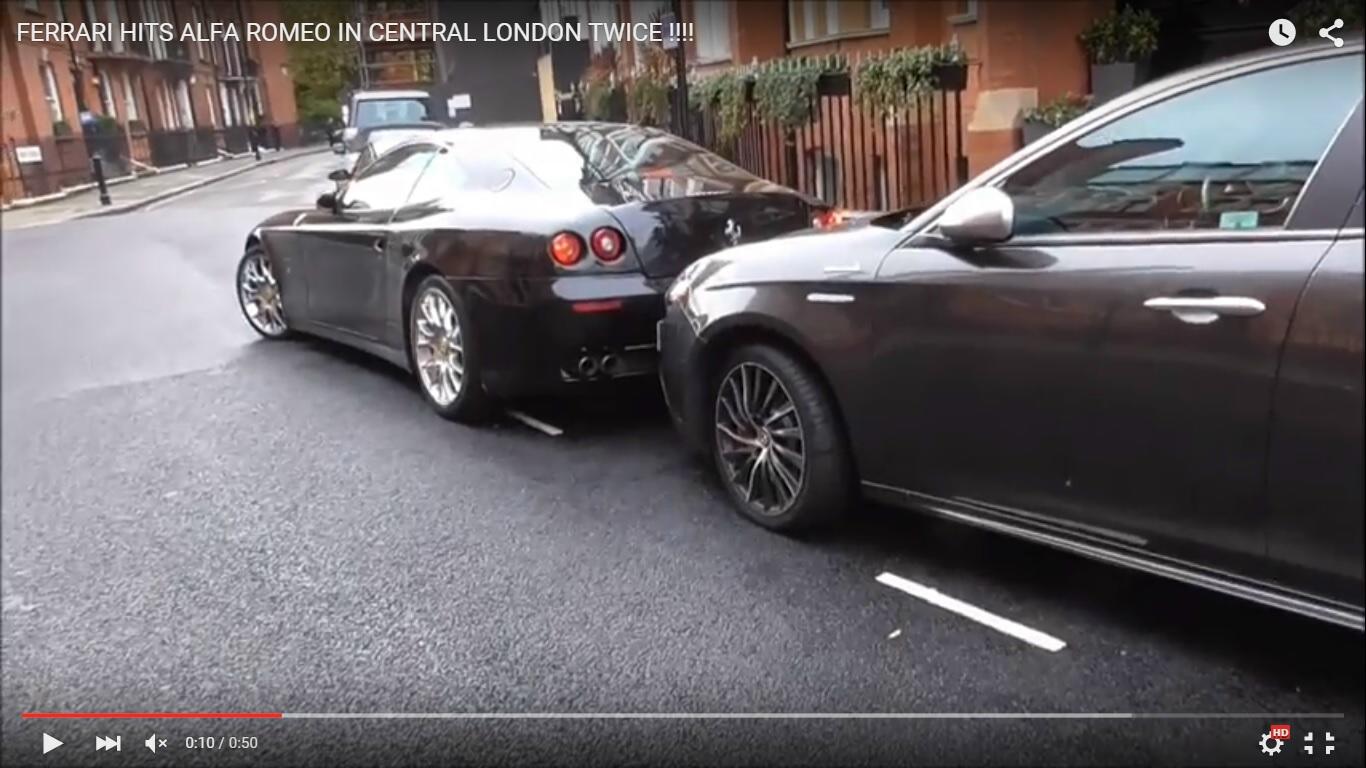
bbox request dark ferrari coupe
[236,123,829,421]
[657,42,1365,627]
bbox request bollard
[91,154,112,206]
[251,128,262,161]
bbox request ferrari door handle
[371,236,387,253]
[1143,296,1266,325]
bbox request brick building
[2,0,299,203]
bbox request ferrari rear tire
[409,276,490,423]
[236,245,292,340]
[710,344,853,533]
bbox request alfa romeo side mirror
[938,187,1015,245]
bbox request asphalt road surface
[2,151,1362,767]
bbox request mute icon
[145,734,160,753]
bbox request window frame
[340,142,439,214]
[693,0,732,63]
[40,63,64,124]
[902,47,1364,248]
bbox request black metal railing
[2,123,309,204]
[689,71,967,212]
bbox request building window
[363,48,436,85]
[157,83,174,129]
[40,63,64,124]
[788,0,888,43]
[83,0,105,51]
[629,0,670,66]
[542,1,619,53]
[105,0,124,51]
[96,68,117,118]
[219,83,234,126]
[191,3,206,61]
[175,80,194,128]
[949,0,978,25]
[205,86,217,127]
[53,0,66,22]
[694,0,731,62]
[141,0,169,59]
[23,0,41,11]
[121,72,140,121]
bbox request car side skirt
[862,481,1365,631]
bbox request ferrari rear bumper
[468,272,670,399]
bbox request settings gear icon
[1260,732,1283,756]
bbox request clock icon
[1269,18,1297,46]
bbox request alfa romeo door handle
[1143,296,1266,325]
[372,237,387,253]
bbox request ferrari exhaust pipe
[577,356,600,378]
[600,354,621,377]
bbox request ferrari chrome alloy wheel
[715,362,806,516]
[239,250,287,337]
[413,287,465,407]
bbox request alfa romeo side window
[1002,54,1364,235]
[341,145,435,211]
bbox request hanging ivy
[752,56,841,128]
[690,69,749,141]
[855,43,966,115]
[628,45,674,126]
[582,74,617,120]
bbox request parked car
[657,41,1365,628]
[236,123,837,421]
[338,89,432,153]
[329,122,446,185]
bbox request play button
[42,733,63,754]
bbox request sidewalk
[0,145,328,231]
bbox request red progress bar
[22,712,282,719]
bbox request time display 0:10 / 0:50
[184,736,259,749]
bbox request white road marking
[506,409,563,437]
[875,571,1067,652]
[887,629,902,639]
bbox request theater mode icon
[94,735,121,752]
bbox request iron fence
[3,123,302,204]
[688,72,967,212]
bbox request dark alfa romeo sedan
[658,41,1365,628]
[236,123,827,421]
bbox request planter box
[1090,60,1148,104]
[931,63,968,91]
[1021,119,1053,145]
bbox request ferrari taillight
[812,208,849,230]
[548,232,585,267]
[589,227,625,263]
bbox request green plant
[284,0,357,126]
[1290,0,1364,32]
[582,73,617,120]
[1079,6,1159,65]
[52,119,71,136]
[1021,92,1092,128]
[94,114,119,133]
[752,56,839,128]
[690,68,749,140]
[855,43,963,115]
[128,119,146,133]
[628,45,673,126]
